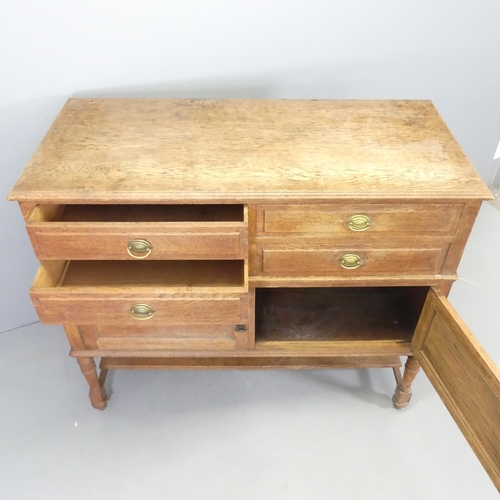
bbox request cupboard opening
[255,287,429,345]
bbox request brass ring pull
[130,304,154,320]
[347,214,371,232]
[127,238,152,259]
[339,253,363,269]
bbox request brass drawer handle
[347,214,371,231]
[127,238,152,259]
[130,304,154,320]
[339,253,363,269]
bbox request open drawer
[30,260,248,326]
[256,286,500,490]
[26,204,248,260]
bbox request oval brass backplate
[127,238,152,259]
[130,304,154,320]
[347,214,371,232]
[339,253,363,269]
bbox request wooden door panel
[412,288,500,491]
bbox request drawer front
[254,245,450,276]
[257,204,463,236]
[77,324,239,351]
[27,222,247,260]
[31,292,249,326]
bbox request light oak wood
[71,327,411,358]
[77,326,99,349]
[412,288,500,491]
[392,356,421,409]
[31,291,249,326]
[254,340,412,357]
[18,201,38,221]
[78,324,244,352]
[38,260,246,289]
[8,98,500,492]
[99,355,402,370]
[96,323,236,339]
[57,204,244,222]
[27,204,247,260]
[27,204,65,222]
[28,223,247,261]
[71,344,413,358]
[441,200,482,274]
[32,261,69,287]
[249,275,458,288]
[8,99,492,203]
[76,357,107,410]
[31,260,249,327]
[256,287,419,343]
[254,244,450,277]
[257,203,463,236]
[63,324,85,350]
[97,338,237,351]
[247,286,256,350]
[254,287,417,356]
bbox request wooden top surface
[8,99,492,203]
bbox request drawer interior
[31,204,245,223]
[37,260,245,289]
[255,287,427,345]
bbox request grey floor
[2,203,500,500]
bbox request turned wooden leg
[392,356,420,409]
[77,357,108,410]
[98,368,109,387]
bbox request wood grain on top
[8,99,492,203]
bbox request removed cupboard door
[412,288,500,491]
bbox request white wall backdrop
[2,0,500,331]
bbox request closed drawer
[253,244,450,276]
[77,324,242,351]
[27,204,247,260]
[30,260,248,326]
[257,204,463,237]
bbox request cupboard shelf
[255,287,426,350]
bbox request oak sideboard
[8,98,500,490]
